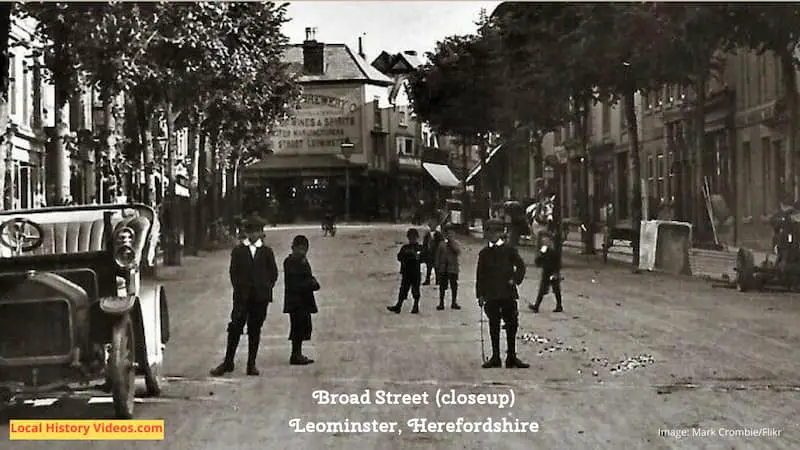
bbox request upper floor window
[9,55,16,116]
[22,60,30,125]
[373,96,381,129]
[399,105,408,127]
[601,102,611,135]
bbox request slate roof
[395,52,423,70]
[283,43,393,86]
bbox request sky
[282,1,501,62]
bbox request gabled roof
[395,52,423,70]
[283,43,393,86]
[371,51,395,74]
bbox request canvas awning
[465,144,504,185]
[422,163,460,188]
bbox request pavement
[468,223,759,283]
[2,223,800,449]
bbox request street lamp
[340,138,355,221]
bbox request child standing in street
[476,219,528,368]
[529,232,563,313]
[435,224,461,310]
[283,235,321,365]
[388,228,423,314]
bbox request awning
[422,163,460,188]
[465,144,503,185]
[243,154,362,179]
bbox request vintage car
[0,203,170,419]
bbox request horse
[525,194,557,252]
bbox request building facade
[532,46,793,251]
[242,28,394,221]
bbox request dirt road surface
[2,225,798,450]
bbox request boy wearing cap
[476,219,529,369]
[283,235,320,365]
[388,228,424,314]
[211,218,278,376]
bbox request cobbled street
[2,225,799,450]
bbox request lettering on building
[272,87,362,153]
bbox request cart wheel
[109,315,136,419]
[735,248,756,292]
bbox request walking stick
[479,302,487,363]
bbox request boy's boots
[410,297,420,314]
[246,334,260,376]
[505,329,529,369]
[210,332,240,376]
[290,340,314,365]
[482,323,502,368]
[387,298,403,314]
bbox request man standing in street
[211,217,278,376]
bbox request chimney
[358,36,365,59]
[404,50,417,56]
[303,27,324,75]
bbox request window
[667,151,674,200]
[396,137,405,155]
[373,96,381,130]
[398,105,408,127]
[601,102,611,135]
[19,164,30,209]
[22,60,29,125]
[9,55,16,115]
[647,155,655,200]
[405,138,415,157]
[742,141,751,216]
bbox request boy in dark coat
[283,235,320,365]
[476,219,528,369]
[388,228,424,314]
[529,231,563,313]
[210,218,278,376]
[422,222,442,285]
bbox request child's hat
[484,219,504,231]
[292,235,309,247]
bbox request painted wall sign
[272,85,364,154]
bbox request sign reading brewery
[272,85,363,154]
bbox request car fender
[134,283,167,374]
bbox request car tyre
[109,314,136,419]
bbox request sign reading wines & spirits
[272,85,363,154]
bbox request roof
[394,52,423,71]
[371,51,395,74]
[283,43,393,86]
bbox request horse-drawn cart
[735,208,800,292]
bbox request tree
[727,6,800,202]
[0,3,12,210]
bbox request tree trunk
[0,5,11,210]
[779,48,798,202]
[101,90,118,201]
[692,76,707,243]
[135,94,156,207]
[623,88,642,268]
[197,131,208,246]
[576,95,595,254]
[164,100,181,266]
[50,80,71,205]
[185,120,200,256]
[209,132,220,238]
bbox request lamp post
[340,138,355,221]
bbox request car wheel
[736,248,755,292]
[109,314,136,419]
[143,360,163,397]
